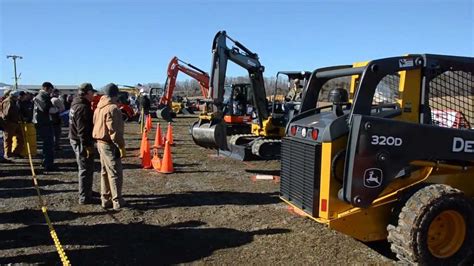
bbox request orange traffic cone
[153,123,164,148]
[159,140,174,174]
[146,114,153,131]
[151,148,161,170]
[166,122,174,145]
[141,136,152,169]
[139,130,147,158]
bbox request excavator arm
[157,56,210,121]
[191,30,269,150]
[209,30,269,127]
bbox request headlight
[301,128,307,137]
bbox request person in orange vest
[93,83,127,210]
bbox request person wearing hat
[1,90,24,159]
[285,78,303,102]
[92,83,127,210]
[70,83,98,204]
[33,81,56,171]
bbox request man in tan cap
[93,83,127,210]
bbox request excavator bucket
[156,106,173,122]
[191,118,228,150]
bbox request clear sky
[0,0,473,88]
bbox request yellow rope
[22,123,71,266]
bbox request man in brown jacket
[1,90,24,159]
[93,83,127,210]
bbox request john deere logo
[363,168,383,188]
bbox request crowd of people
[0,82,127,210]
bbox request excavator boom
[191,30,270,151]
[157,56,210,121]
[209,31,268,126]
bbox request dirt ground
[0,115,395,265]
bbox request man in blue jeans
[33,82,56,171]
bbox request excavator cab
[223,83,253,133]
[280,54,474,264]
[192,83,253,148]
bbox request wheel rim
[427,210,466,258]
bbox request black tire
[387,184,474,265]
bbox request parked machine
[191,30,309,160]
[157,56,210,121]
[271,71,311,123]
[280,54,474,264]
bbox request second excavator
[156,56,210,121]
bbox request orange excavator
[157,56,253,134]
[156,56,210,121]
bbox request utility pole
[6,55,23,90]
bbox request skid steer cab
[280,54,474,264]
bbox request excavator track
[251,138,281,160]
[229,134,256,145]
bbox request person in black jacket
[18,91,34,123]
[33,82,55,171]
[69,83,97,204]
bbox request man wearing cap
[33,82,56,171]
[70,83,97,204]
[285,78,303,102]
[93,83,127,210]
[1,90,24,159]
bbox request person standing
[1,90,24,159]
[93,83,127,210]
[50,89,65,150]
[0,130,8,163]
[0,90,9,163]
[33,82,56,171]
[69,83,97,204]
[285,78,303,102]
[18,91,34,123]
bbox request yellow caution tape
[22,124,71,266]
